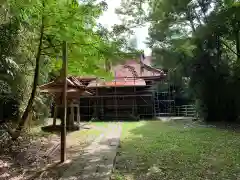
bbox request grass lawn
[112,120,240,180]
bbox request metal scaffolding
[78,76,175,121]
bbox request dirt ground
[0,122,104,180]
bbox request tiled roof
[39,55,166,90]
[39,77,88,94]
[87,78,146,88]
[87,56,165,87]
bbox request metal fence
[175,105,197,117]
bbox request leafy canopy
[8,0,133,78]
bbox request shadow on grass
[41,123,92,134]
[112,120,240,180]
[202,121,240,133]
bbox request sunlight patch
[138,121,147,127]
[147,164,165,177]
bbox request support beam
[53,105,57,126]
[77,105,80,128]
[70,103,74,129]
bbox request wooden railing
[175,105,197,117]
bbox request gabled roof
[86,56,166,87]
[113,60,164,78]
[39,77,91,95]
[39,55,166,91]
[87,78,146,88]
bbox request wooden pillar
[132,98,134,114]
[100,97,103,120]
[77,105,80,128]
[70,103,74,129]
[92,100,98,120]
[61,41,67,162]
[53,105,58,126]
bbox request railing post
[185,106,187,117]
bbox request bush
[0,94,19,123]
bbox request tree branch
[186,9,196,33]
[42,41,103,51]
[221,39,239,56]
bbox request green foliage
[0,19,19,83]
[8,0,133,79]
[116,0,240,122]
[0,0,139,126]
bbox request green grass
[67,124,103,146]
[28,120,107,138]
[112,121,240,180]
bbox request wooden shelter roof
[39,77,91,96]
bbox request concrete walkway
[60,123,122,180]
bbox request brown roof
[39,77,91,96]
[113,59,163,78]
[87,78,146,88]
[39,55,166,90]
[86,56,166,87]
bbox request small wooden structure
[39,76,91,130]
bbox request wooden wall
[79,86,154,121]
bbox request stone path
[60,123,122,180]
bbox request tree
[116,0,240,122]
[3,0,132,139]
[128,35,138,49]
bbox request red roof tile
[85,56,165,87]
[87,78,146,88]
[112,56,164,78]
[39,55,166,90]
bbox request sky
[97,0,149,50]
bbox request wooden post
[70,103,74,129]
[61,41,67,163]
[77,105,80,128]
[132,98,136,116]
[53,105,58,126]
[185,106,187,117]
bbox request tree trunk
[9,20,44,140]
[235,29,240,61]
[105,59,111,72]
[186,8,196,33]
